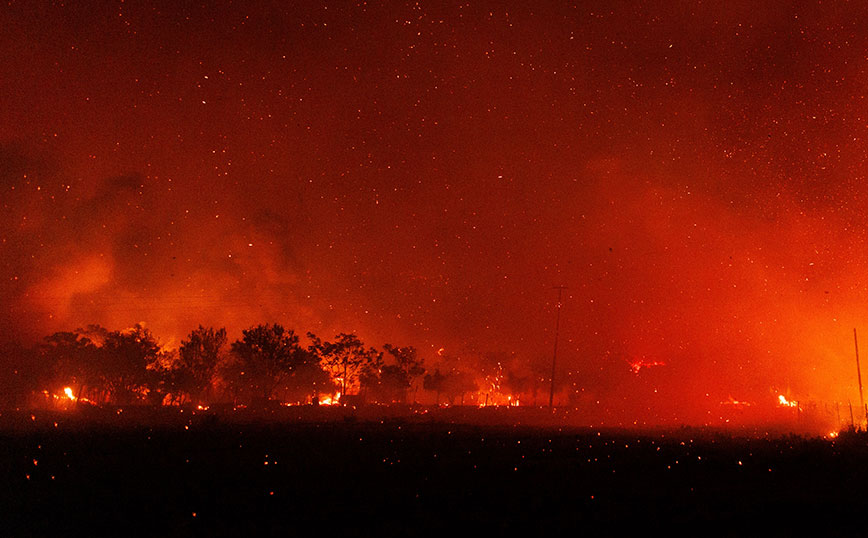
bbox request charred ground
[2,408,867,536]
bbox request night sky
[3,1,868,418]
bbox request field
[2,407,867,536]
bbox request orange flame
[777,394,797,407]
[319,392,340,405]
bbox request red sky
[3,1,868,418]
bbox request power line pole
[855,328,866,429]
[549,285,567,408]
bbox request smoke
[3,1,868,424]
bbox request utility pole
[549,285,567,408]
[849,401,855,429]
[855,328,866,429]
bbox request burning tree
[41,330,104,403]
[40,324,168,405]
[307,332,381,402]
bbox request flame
[475,391,519,407]
[319,392,340,405]
[472,367,521,407]
[777,394,797,407]
[629,359,666,373]
[720,396,751,407]
[63,387,76,401]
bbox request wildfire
[777,394,797,408]
[63,387,76,401]
[721,396,751,407]
[319,392,340,405]
[628,359,666,374]
[476,393,519,407]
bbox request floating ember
[629,359,666,374]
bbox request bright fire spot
[721,396,751,407]
[63,387,76,401]
[778,394,797,407]
[629,359,666,374]
[319,393,340,405]
[828,431,839,439]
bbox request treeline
[0,323,548,409]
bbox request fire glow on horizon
[4,1,868,426]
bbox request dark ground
[1,407,866,536]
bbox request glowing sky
[3,1,868,417]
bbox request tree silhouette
[100,324,167,405]
[441,369,477,405]
[275,347,334,404]
[42,330,104,403]
[308,332,381,402]
[500,355,549,405]
[217,354,248,405]
[368,344,425,403]
[424,367,477,405]
[423,369,446,405]
[40,324,169,405]
[229,324,308,403]
[176,326,227,404]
